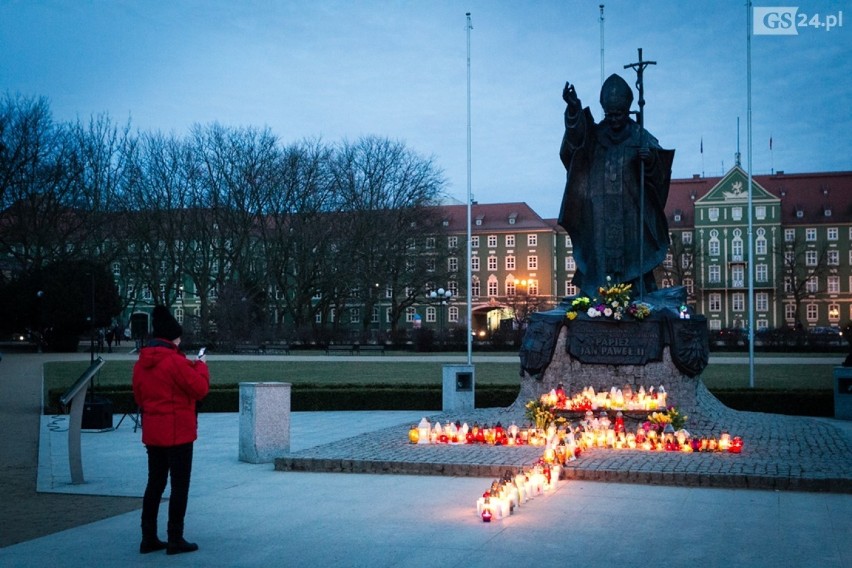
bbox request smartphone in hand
[197,347,206,358]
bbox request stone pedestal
[442,364,475,412]
[514,321,730,430]
[239,382,291,464]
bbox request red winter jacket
[132,339,210,447]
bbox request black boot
[167,523,198,555]
[140,522,167,554]
[167,537,199,555]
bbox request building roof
[668,168,852,228]
[437,202,551,233]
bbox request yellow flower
[566,311,577,320]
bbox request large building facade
[118,167,851,340]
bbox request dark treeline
[0,93,452,348]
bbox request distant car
[808,326,842,347]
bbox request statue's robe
[558,106,674,299]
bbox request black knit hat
[152,305,182,341]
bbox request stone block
[239,382,291,464]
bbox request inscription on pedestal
[566,320,663,365]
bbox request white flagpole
[746,1,755,388]
[466,12,473,366]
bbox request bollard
[239,382,291,463]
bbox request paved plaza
[1,351,851,567]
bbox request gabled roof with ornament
[666,167,852,229]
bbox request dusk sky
[2,1,850,216]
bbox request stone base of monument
[514,318,736,433]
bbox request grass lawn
[44,358,835,395]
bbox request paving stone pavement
[3,349,852,553]
[276,396,852,493]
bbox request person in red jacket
[133,305,209,555]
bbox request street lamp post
[429,288,452,348]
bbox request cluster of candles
[561,410,744,454]
[542,383,669,411]
[408,417,548,446]
[476,463,560,522]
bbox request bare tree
[775,234,832,329]
[0,94,85,276]
[330,136,447,342]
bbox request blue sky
[2,0,850,216]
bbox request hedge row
[47,385,836,418]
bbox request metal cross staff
[624,48,656,300]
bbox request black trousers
[141,442,194,537]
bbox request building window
[827,227,838,241]
[315,312,322,324]
[827,250,839,266]
[709,319,721,331]
[709,238,720,257]
[565,235,572,247]
[487,235,497,248]
[471,279,480,297]
[732,207,742,221]
[371,307,380,323]
[527,255,538,270]
[684,278,694,295]
[471,236,479,248]
[448,306,459,323]
[663,254,674,269]
[682,231,693,245]
[447,281,458,296]
[828,276,840,293]
[506,280,516,296]
[709,207,719,222]
[755,205,766,220]
[681,253,692,269]
[709,265,721,283]
[527,234,537,247]
[732,293,745,312]
[806,277,818,294]
[755,236,767,256]
[487,278,498,297]
[756,292,768,312]
[709,293,721,312]
[386,307,392,323]
[448,236,458,248]
[784,303,796,322]
[527,279,539,295]
[806,304,818,322]
[505,234,515,247]
[448,257,459,272]
[805,250,818,266]
[426,306,436,323]
[487,256,498,271]
[565,282,578,296]
[828,303,840,322]
[427,258,436,272]
[471,256,480,271]
[805,228,817,241]
[732,265,744,288]
[425,237,436,249]
[731,237,743,260]
[757,319,768,330]
[406,307,416,322]
[785,228,795,242]
[505,256,516,270]
[565,256,576,271]
[756,264,768,283]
